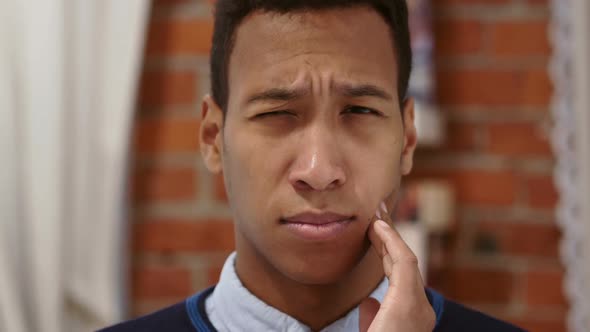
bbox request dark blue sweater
[99,287,526,331]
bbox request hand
[359,202,436,332]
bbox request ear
[400,97,418,176]
[200,94,224,174]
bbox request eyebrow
[334,83,393,101]
[245,87,308,105]
[244,83,392,105]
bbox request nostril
[326,179,342,190]
[294,179,312,191]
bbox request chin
[277,241,371,285]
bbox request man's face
[202,6,416,284]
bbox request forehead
[227,7,399,103]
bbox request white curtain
[550,0,590,330]
[0,1,151,331]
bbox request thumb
[359,297,380,332]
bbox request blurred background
[2,0,589,331]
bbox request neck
[235,245,384,331]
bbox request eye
[253,110,296,119]
[343,105,382,116]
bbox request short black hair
[210,0,412,112]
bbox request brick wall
[131,0,566,331]
[416,1,564,331]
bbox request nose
[288,130,346,192]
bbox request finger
[376,201,421,279]
[365,204,434,331]
[359,297,380,332]
[377,201,394,227]
[369,202,421,287]
[367,202,392,257]
[367,219,383,256]
[373,219,421,281]
[368,203,398,278]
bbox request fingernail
[380,202,388,214]
[375,207,382,219]
[375,219,389,229]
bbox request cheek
[222,126,279,218]
[349,136,403,212]
[353,158,401,212]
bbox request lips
[281,211,355,241]
[282,211,353,224]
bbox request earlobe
[400,98,417,176]
[200,94,224,174]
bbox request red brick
[524,267,567,307]
[207,264,224,286]
[475,221,561,258]
[406,167,447,181]
[437,69,552,107]
[526,175,558,209]
[451,170,517,206]
[489,20,551,57]
[132,265,192,300]
[487,122,552,157]
[435,19,483,56]
[134,220,235,253]
[409,169,517,206]
[138,71,196,107]
[132,167,196,203]
[214,173,228,203]
[445,122,481,151]
[134,117,200,154]
[145,19,213,55]
[443,266,514,303]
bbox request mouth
[280,211,356,241]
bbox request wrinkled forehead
[227,7,399,105]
